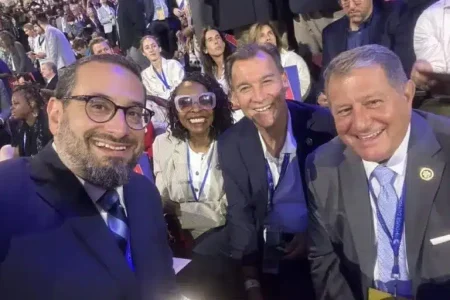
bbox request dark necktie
[98,189,129,254]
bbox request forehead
[143,38,157,46]
[260,25,272,33]
[205,30,219,39]
[176,81,207,95]
[93,41,109,49]
[231,52,279,83]
[72,62,145,105]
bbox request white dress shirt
[362,124,411,282]
[414,0,450,72]
[187,141,215,201]
[258,111,297,186]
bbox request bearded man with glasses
[0,54,181,300]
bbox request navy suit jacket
[0,145,179,300]
[218,101,336,265]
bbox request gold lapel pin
[420,167,434,181]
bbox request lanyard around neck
[266,153,290,212]
[153,65,171,90]
[187,142,215,202]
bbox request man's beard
[55,114,141,190]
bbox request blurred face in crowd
[256,25,277,48]
[175,81,214,137]
[87,8,96,18]
[57,8,64,17]
[141,37,161,62]
[33,24,44,35]
[327,65,414,162]
[63,4,70,13]
[231,51,288,131]
[24,27,36,38]
[47,61,146,189]
[101,0,108,5]
[11,90,33,121]
[92,41,113,55]
[340,0,373,29]
[71,5,81,16]
[40,64,55,80]
[204,29,225,58]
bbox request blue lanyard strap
[154,67,171,90]
[179,0,185,9]
[369,177,405,280]
[265,153,290,212]
[187,142,215,202]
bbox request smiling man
[306,44,450,300]
[0,54,180,300]
[218,43,336,300]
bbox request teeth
[94,141,127,151]
[189,118,205,124]
[359,130,382,140]
[255,105,271,112]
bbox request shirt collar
[259,110,297,160]
[362,123,411,178]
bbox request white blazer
[45,25,76,70]
[97,5,116,34]
[414,0,450,73]
[280,49,311,100]
[142,58,185,131]
[153,132,227,238]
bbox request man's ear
[47,97,63,136]
[403,79,416,108]
[281,72,289,90]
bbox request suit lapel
[340,148,376,280]
[208,143,225,201]
[171,139,191,201]
[29,145,137,291]
[404,113,445,282]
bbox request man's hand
[283,233,307,260]
[411,60,434,90]
[35,52,46,59]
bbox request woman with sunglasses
[141,35,185,135]
[153,71,232,238]
[153,72,242,299]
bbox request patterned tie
[98,190,129,254]
[371,165,410,296]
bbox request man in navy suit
[219,43,336,299]
[0,54,179,299]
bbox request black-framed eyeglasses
[61,95,154,130]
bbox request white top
[414,0,450,72]
[258,110,297,186]
[280,49,311,100]
[97,4,116,33]
[28,36,36,52]
[188,141,215,201]
[44,25,76,69]
[362,125,411,282]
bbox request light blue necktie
[372,165,411,297]
[98,190,134,270]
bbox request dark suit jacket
[306,111,450,300]
[117,0,146,51]
[218,101,336,264]
[45,75,58,90]
[289,0,340,15]
[0,145,179,300]
[142,0,177,25]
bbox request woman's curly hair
[167,72,233,141]
[13,83,46,113]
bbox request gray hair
[42,61,57,74]
[54,54,142,102]
[324,44,408,93]
[225,43,284,90]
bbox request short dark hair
[54,54,142,101]
[88,37,110,54]
[167,72,233,141]
[35,12,48,24]
[225,43,284,91]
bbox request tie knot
[372,165,396,187]
[98,189,120,212]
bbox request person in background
[307,44,450,300]
[30,23,47,64]
[65,14,84,39]
[0,31,35,74]
[85,7,104,36]
[36,12,76,70]
[23,23,37,52]
[0,83,51,161]
[89,37,113,55]
[72,37,90,58]
[40,61,58,90]
[200,27,232,95]
[153,71,237,299]
[248,22,311,101]
[96,0,117,47]
[55,8,67,34]
[0,79,11,148]
[141,35,184,135]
